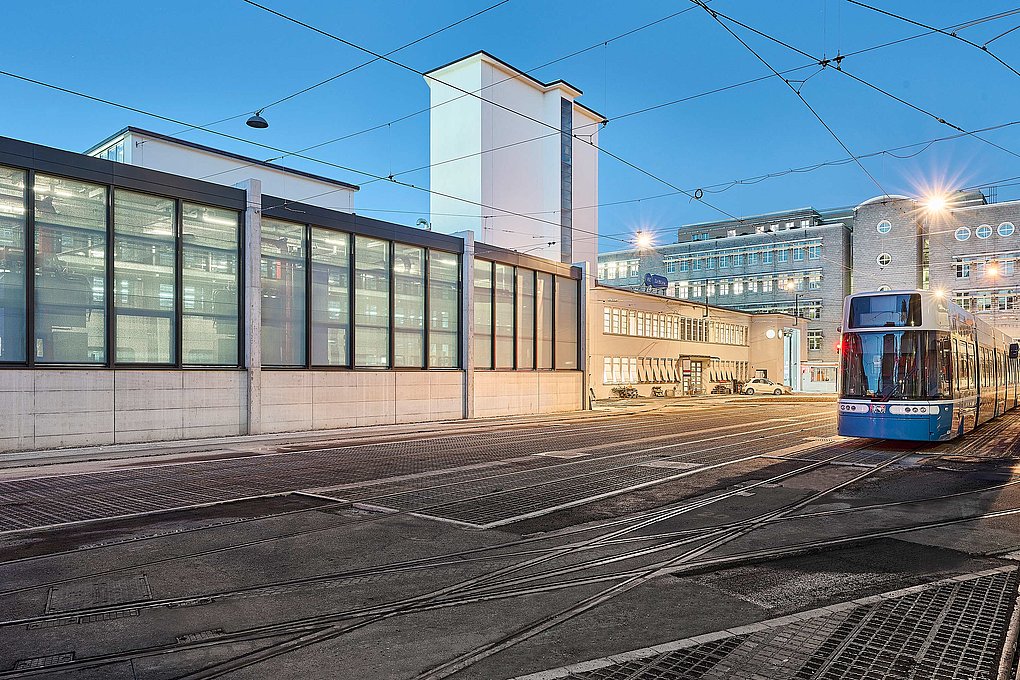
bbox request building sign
[644,273,669,289]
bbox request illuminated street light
[922,193,949,214]
[634,230,653,249]
[785,280,800,325]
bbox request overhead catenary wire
[696,3,1020,162]
[846,0,1020,79]
[240,0,740,222]
[168,0,514,137]
[689,0,890,198]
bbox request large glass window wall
[0,167,26,362]
[473,259,579,371]
[113,190,176,364]
[261,218,306,366]
[182,204,239,366]
[34,175,108,364]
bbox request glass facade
[393,243,425,368]
[473,259,493,370]
[261,218,306,366]
[494,263,514,369]
[428,251,459,368]
[34,175,107,364]
[182,204,239,366]
[516,269,535,369]
[311,228,349,366]
[0,167,26,362]
[4,163,587,378]
[354,236,389,367]
[473,259,579,371]
[536,272,554,369]
[114,190,176,364]
[554,276,579,369]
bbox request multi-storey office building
[0,134,585,453]
[599,207,853,392]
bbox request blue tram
[838,290,1020,441]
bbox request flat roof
[425,50,606,123]
[593,283,796,319]
[86,127,361,192]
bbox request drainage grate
[526,568,1019,680]
[46,574,152,613]
[13,653,74,670]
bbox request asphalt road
[1,399,1020,679]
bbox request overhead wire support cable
[689,0,890,197]
[697,3,1020,162]
[170,0,513,136]
[846,0,1020,79]
[240,0,740,221]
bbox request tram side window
[931,334,953,398]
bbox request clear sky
[2,1,1019,251]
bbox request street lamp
[986,262,1000,327]
[634,230,654,249]
[785,280,800,325]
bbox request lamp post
[785,280,800,325]
[986,262,1000,327]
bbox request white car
[742,378,793,395]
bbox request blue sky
[2,1,1019,251]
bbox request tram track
[2,437,1015,679]
[0,413,837,601]
[0,434,893,679]
[0,405,809,537]
[0,415,839,608]
[5,406,1014,679]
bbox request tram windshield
[841,331,952,400]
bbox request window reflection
[34,175,107,364]
[182,204,239,365]
[0,165,26,362]
[429,251,459,368]
[114,190,176,364]
[354,236,389,367]
[311,228,350,366]
[261,218,306,366]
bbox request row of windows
[954,291,1020,312]
[601,306,748,345]
[473,259,579,370]
[666,243,822,272]
[734,301,823,320]
[0,168,242,366]
[603,356,682,385]
[597,259,639,280]
[260,219,461,369]
[687,219,815,242]
[955,257,1018,279]
[675,272,823,300]
[954,223,1015,241]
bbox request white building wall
[571,109,600,270]
[124,133,356,212]
[428,64,485,238]
[427,53,602,265]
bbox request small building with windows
[598,207,852,393]
[587,284,804,400]
[0,134,584,453]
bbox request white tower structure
[425,51,604,267]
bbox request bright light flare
[634,231,654,249]
[923,193,949,214]
[932,287,946,299]
[987,265,1000,278]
